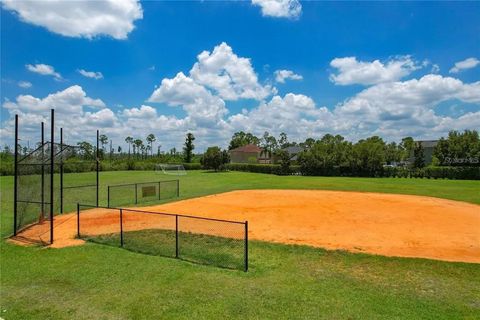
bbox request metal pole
[60,128,63,213]
[175,215,179,258]
[107,186,110,208]
[135,183,138,204]
[244,221,248,272]
[158,182,161,200]
[120,209,124,247]
[50,109,54,244]
[177,180,179,197]
[96,130,99,207]
[13,115,18,236]
[41,122,44,221]
[77,203,80,238]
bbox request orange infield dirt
[12,190,480,263]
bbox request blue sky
[1,0,479,151]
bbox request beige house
[229,144,272,164]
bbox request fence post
[158,181,161,200]
[107,186,110,208]
[50,109,54,244]
[135,183,138,204]
[120,209,124,247]
[244,221,248,272]
[175,215,179,258]
[13,114,18,236]
[60,128,63,213]
[96,130,99,207]
[77,203,80,238]
[176,180,180,197]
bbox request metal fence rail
[77,204,248,271]
[107,180,180,208]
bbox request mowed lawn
[1,170,479,319]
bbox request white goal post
[155,163,187,175]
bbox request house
[409,140,438,165]
[282,146,304,161]
[229,144,266,163]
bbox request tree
[125,136,133,156]
[278,132,289,149]
[433,130,480,166]
[133,139,143,158]
[183,133,195,163]
[146,134,156,156]
[117,146,122,153]
[77,141,94,156]
[277,149,291,175]
[413,142,425,168]
[228,131,260,150]
[385,142,401,164]
[351,136,386,175]
[201,146,229,171]
[400,137,414,161]
[261,131,278,158]
[99,134,108,152]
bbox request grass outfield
[1,171,479,319]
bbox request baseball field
[1,170,480,319]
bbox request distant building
[229,144,265,163]
[409,140,438,165]
[282,146,304,161]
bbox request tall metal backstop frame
[13,109,100,244]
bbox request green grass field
[1,171,479,319]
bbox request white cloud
[148,72,228,125]
[252,0,302,19]
[3,85,105,115]
[2,0,143,40]
[18,81,32,88]
[26,63,62,80]
[329,56,420,86]
[189,42,274,101]
[449,57,480,73]
[431,64,440,73]
[333,74,480,139]
[274,69,303,83]
[78,69,103,80]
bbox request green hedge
[226,163,301,175]
[226,163,479,180]
[0,160,202,176]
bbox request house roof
[230,144,262,153]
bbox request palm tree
[146,134,156,157]
[133,139,143,159]
[125,136,133,157]
[99,134,108,151]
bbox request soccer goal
[155,163,186,175]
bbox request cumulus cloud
[449,57,480,73]
[252,0,302,19]
[329,56,420,86]
[18,81,32,88]
[190,42,274,100]
[274,69,303,83]
[333,74,480,139]
[26,63,62,80]
[2,0,143,40]
[148,72,228,125]
[78,69,104,80]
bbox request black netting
[107,180,179,207]
[78,206,248,271]
[15,142,98,243]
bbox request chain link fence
[107,180,179,208]
[77,204,248,271]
